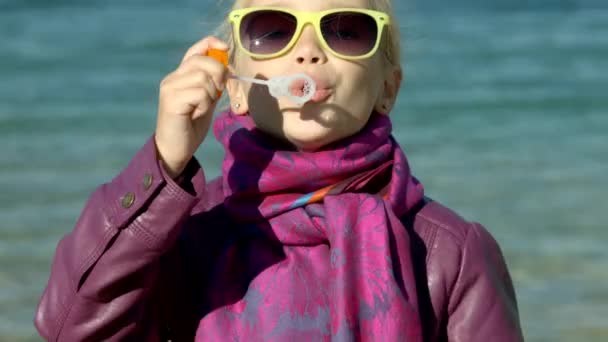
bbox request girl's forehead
[242,0,370,9]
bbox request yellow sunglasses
[228,7,390,60]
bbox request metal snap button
[121,192,135,209]
[142,173,153,191]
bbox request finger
[163,70,222,101]
[165,87,215,117]
[181,36,228,65]
[192,86,219,120]
[175,56,228,93]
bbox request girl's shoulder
[404,196,508,279]
[405,198,521,341]
[406,197,479,246]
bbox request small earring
[235,103,241,109]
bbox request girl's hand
[154,36,228,179]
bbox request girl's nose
[293,25,327,64]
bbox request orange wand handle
[207,49,229,98]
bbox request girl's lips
[308,75,333,103]
[288,75,333,103]
[310,89,332,103]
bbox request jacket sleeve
[446,223,524,342]
[34,136,203,341]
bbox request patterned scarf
[195,110,425,341]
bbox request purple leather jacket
[34,137,524,341]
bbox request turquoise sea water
[1,1,607,340]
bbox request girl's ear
[374,66,403,115]
[226,76,249,115]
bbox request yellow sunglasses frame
[228,7,390,60]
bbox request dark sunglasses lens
[321,12,378,56]
[240,10,297,55]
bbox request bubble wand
[207,49,316,105]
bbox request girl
[35,0,524,341]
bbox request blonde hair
[214,0,402,67]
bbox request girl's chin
[253,108,359,151]
[283,127,341,152]
[281,113,354,151]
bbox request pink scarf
[195,110,425,341]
